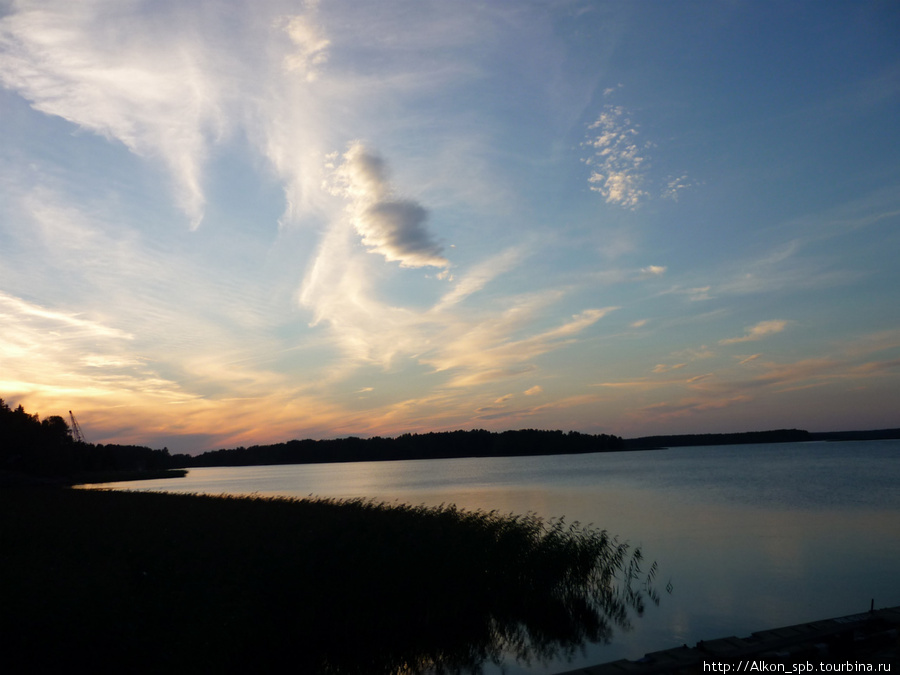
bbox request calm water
[91,440,900,673]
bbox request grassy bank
[1,488,661,673]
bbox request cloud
[849,358,900,375]
[655,283,714,302]
[282,10,330,81]
[433,246,526,310]
[671,344,717,361]
[595,379,662,391]
[0,291,133,343]
[639,265,667,277]
[0,2,239,228]
[720,320,789,345]
[0,284,368,449]
[638,394,753,421]
[841,328,900,359]
[426,305,618,388]
[0,0,340,230]
[686,286,713,301]
[583,94,695,210]
[663,174,693,201]
[328,142,448,268]
[584,105,650,208]
[712,334,900,397]
[679,233,863,305]
[609,327,900,433]
[299,193,614,387]
[587,263,673,287]
[603,84,623,97]
[652,363,686,373]
[712,239,849,297]
[472,393,607,425]
[0,290,193,414]
[524,385,543,396]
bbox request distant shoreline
[623,427,900,450]
[4,395,898,486]
[177,427,900,470]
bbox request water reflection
[287,505,665,675]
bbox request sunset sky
[2,1,899,453]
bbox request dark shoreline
[558,606,900,673]
[0,468,187,488]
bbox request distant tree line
[809,428,900,442]
[182,429,625,467]
[622,429,813,449]
[622,428,900,449]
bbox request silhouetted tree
[1,399,182,481]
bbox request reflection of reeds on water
[1,488,665,674]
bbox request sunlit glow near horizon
[2,1,898,453]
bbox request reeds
[0,488,664,674]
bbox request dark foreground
[0,487,660,674]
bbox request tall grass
[0,488,664,673]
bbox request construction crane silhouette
[68,410,86,444]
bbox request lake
[91,439,900,673]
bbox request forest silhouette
[0,398,189,484]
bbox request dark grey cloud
[333,142,448,268]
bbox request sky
[1,0,899,453]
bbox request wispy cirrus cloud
[0,290,133,343]
[652,363,686,374]
[0,2,236,228]
[433,246,527,311]
[0,290,188,411]
[282,9,330,81]
[423,304,618,388]
[664,203,883,306]
[0,0,338,229]
[637,394,753,422]
[472,393,609,425]
[607,326,900,435]
[0,284,371,448]
[720,320,789,345]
